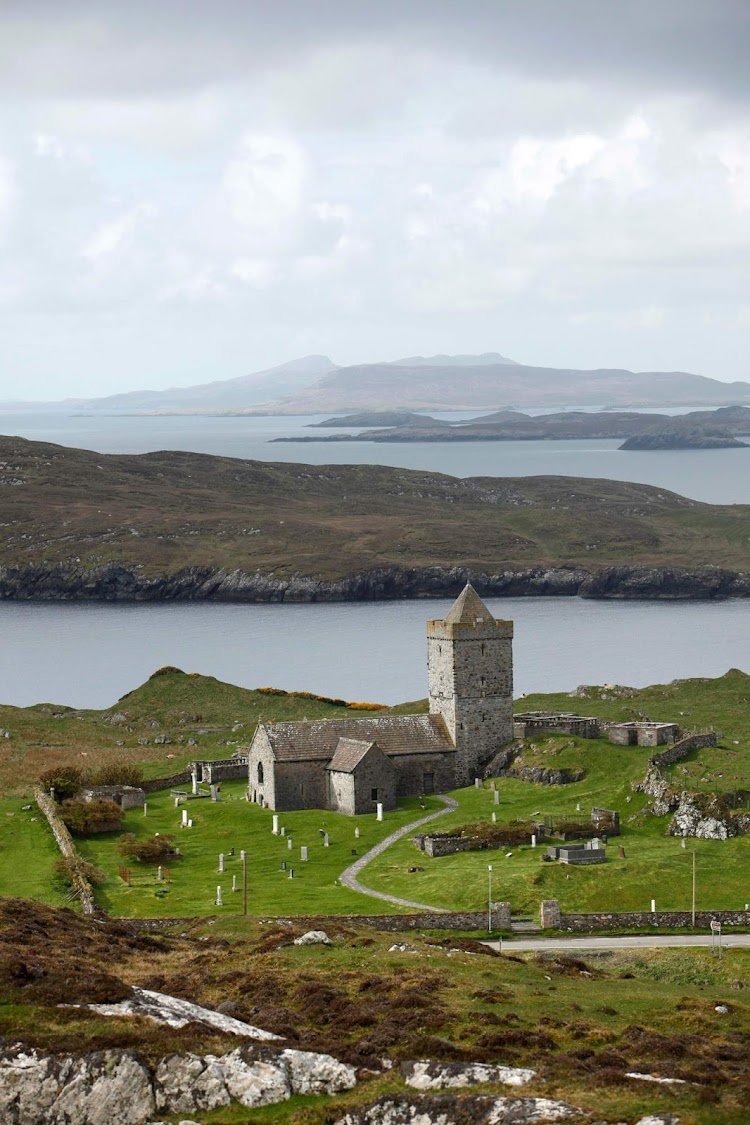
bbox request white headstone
[651,899,656,912]
[491,812,497,823]
[494,790,500,805]
[218,852,225,873]
[181,808,188,827]
[157,866,163,881]
[272,814,279,835]
[288,868,294,879]
[531,834,537,847]
[475,778,481,789]
[288,836,293,849]
[188,818,193,828]
[143,803,147,816]
[174,797,180,808]
[232,874,237,892]
[191,773,198,795]
[280,826,286,836]
[216,885,223,906]
[576,803,581,812]
[301,846,308,861]
[376,803,383,822]
[323,832,329,847]
[681,837,687,848]
[355,827,360,838]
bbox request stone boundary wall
[34,787,96,915]
[141,769,192,793]
[119,904,514,932]
[650,732,718,768]
[559,908,750,931]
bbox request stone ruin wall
[650,731,718,768]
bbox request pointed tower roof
[443,583,495,625]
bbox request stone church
[247,585,514,814]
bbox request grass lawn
[359,736,750,916]
[0,797,72,908]
[77,780,443,917]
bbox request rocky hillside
[1,435,750,601]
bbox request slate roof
[261,714,454,763]
[326,738,380,773]
[443,583,495,624]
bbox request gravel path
[338,795,458,912]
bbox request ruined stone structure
[247,585,514,813]
[513,711,600,739]
[81,784,145,811]
[607,721,679,746]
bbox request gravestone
[618,845,626,859]
[181,809,188,827]
[287,837,293,849]
[376,803,383,822]
[288,868,294,879]
[531,834,537,847]
[272,815,279,835]
[143,803,147,816]
[280,827,286,836]
[281,860,287,871]
[301,846,308,861]
[323,832,330,847]
[157,866,163,881]
[218,853,225,873]
[188,818,193,828]
[354,827,360,838]
[232,874,237,892]
[491,812,497,823]
[494,790,500,805]
[215,886,223,907]
[474,778,481,788]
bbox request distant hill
[385,352,519,367]
[3,434,750,603]
[266,363,750,414]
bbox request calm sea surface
[1,597,748,709]
[1,410,748,503]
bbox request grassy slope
[0,669,390,796]
[2,898,749,1124]
[78,781,441,917]
[0,797,71,907]
[2,435,750,580]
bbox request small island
[620,428,749,450]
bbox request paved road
[339,795,458,912]
[485,933,750,952]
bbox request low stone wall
[34,788,96,914]
[120,904,514,932]
[540,898,750,931]
[651,732,717,768]
[141,769,192,793]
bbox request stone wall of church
[328,753,397,815]
[392,751,456,797]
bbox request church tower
[427,584,513,787]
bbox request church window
[371,788,379,801]
[257,762,264,784]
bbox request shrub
[38,766,84,801]
[149,666,185,678]
[87,764,144,787]
[54,856,106,888]
[59,798,124,835]
[118,833,179,862]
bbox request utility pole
[241,849,248,917]
[692,849,696,928]
[487,864,493,933]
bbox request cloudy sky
[1,0,749,400]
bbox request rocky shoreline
[1,561,749,602]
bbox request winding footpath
[339,795,458,912]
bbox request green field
[0,797,72,908]
[78,780,442,917]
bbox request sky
[1,0,750,401]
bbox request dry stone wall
[34,788,96,915]
[650,732,717,768]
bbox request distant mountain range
[3,351,750,414]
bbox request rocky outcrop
[401,1060,535,1089]
[632,764,678,816]
[335,1094,579,1124]
[667,792,750,840]
[505,766,585,786]
[0,1043,356,1124]
[85,987,281,1039]
[2,561,750,602]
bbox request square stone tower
[427,584,514,787]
